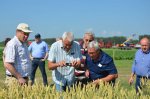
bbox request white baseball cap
[17,23,32,33]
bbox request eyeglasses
[21,32,29,36]
[85,39,93,42]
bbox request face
[140,38,150,52]
[83,35,94,48]
[35,38,41,43]
[88,47,100,61]
[63,39,72,52]
[17,30,30,43]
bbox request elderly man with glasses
[48,32,82,91]
[4,23,32,85]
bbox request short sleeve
[104,60,118,74]
[48,44,56,62]
[4,44,16,63]
[28,42,32,52]
[44,42,49,53]
[76,43,82,60]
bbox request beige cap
[17,23,32,33]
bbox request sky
[0,0,150,41]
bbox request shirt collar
[60,40,63,49]
[141,49,150,54]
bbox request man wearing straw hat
[4,23,32,85]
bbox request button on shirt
[48,40,82,86]
[86,51,118,81]
[132,49,150,77]
[28,41,49,58]
[4,36,31,77]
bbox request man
[129,37,150,93]
[48,32,82,91]
[4,23,32,85]
[75,32,95,85]
[85,41,118,85]
[28,33,48,86]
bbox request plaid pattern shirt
[4,36,31,77]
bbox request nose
[89,53,94,57]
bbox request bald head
[140,37,150,52]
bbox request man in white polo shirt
[48,32,82,91]
[4,23,32,85]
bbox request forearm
[48,61,59,70]
[29,54,33,60]
[4,63,22,79]
[43,53,48,60]
[101,74,118,82]
[130,73,135,78]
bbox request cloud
[100,30,122,36]
[85,28,93,32]
[100,30,107,35]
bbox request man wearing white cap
[4,23,32,85]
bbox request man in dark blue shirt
[129,37,150,93]
[85,41,118,85]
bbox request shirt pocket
[18,47,25,58]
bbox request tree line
[0,34,150,47]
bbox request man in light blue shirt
[129,37,150,93]
[48,32,82,91]
[28,33,49,86]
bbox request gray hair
[88,40,100,51]
[84,32,95,38]
[62,32,74,42]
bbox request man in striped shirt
[4,23,32,85]
[48,32,82,91]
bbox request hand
[93,79,102,85]
[128,77,134,85]
[18,77,26,85]
[85,69,89,78]
[71,60,81,68]
[57,60,66,67]
[30,57,34,60]
[41,59,46,61]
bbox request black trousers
[30,58,48,86]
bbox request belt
[6,74,15,77]
[137,75,150,79]
[33,58,44,59]
[6,74,28,79]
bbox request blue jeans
[135,76,141,93]
[30,58,48,86]
[56,84,66,92]
[135,75,150,93]
[55,83,73,92]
